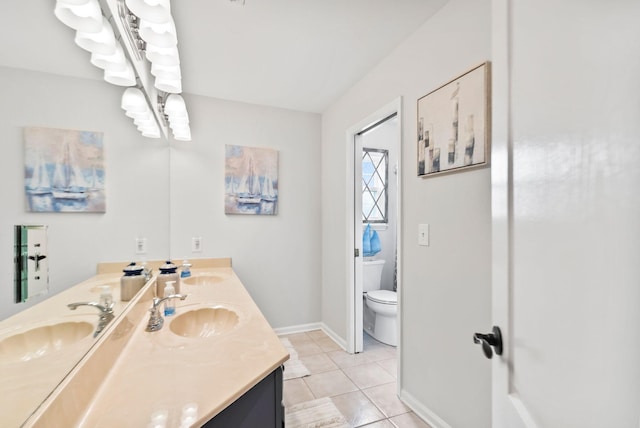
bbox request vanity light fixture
[54,0,191,140]
[121,87,161,138]
[164,94,191,141]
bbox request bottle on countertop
[141,260,153,282]
[164,281,176,316]
[180,259,192,278]
[120,262,145,302]
[156,260,180,298]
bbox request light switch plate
[418,224,429,246]
[135,237,147,254]
[192,237,202,252]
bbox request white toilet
[362,259,397,346]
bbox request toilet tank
[362,259,385,292]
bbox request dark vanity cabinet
[203,366,284,428]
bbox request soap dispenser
[164,281,176,316]
[98,285,113,308]
[156,260,180,298]
[181,259,192,278]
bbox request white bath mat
[284,358,310,380]
[281,337,310,380]
[285,397,349,428]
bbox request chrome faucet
[67,301,115,338]
[146,294,187,332]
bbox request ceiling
[0,0,447,113]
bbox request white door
[490,1,640,427]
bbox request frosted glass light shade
[142,130,161,138]
[169,115,189,127]
[90,44,127,71]
[104,61,136,86]
[54,0,102,33]
[164,94,186,115]
[150,63,181,79]
[139,120,161,138]
[75,17,117,54]
[139,18,177,48]
[145,44,180,66]
[173,128,191,141]
[125,110,150,119]
[121,88,148,112]
[165,94,191,141]
[154,75,182,93]
[134,117,156,127]
[125,0,171,24]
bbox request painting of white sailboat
[225,144,278,215]
[24,127,105,212]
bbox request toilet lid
[366,290,397,304]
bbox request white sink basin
[88,280,119,294]
[0,321,94,363]
[169,307,239,338]
[182,274,226,286]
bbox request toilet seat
[366,290,397,305]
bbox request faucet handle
[146,294,187,332]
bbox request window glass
[362,148,388,223]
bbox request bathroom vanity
[1,258,288,427]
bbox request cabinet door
[203,367,283,428]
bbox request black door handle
[473,326,503,359]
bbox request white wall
[0,66,323,331]
[169,94,322,329]
[0,67,170,320]
[361,117,399,292]
[321,0,492,427]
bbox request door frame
[345,97,402,355]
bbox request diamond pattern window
[362,148,388,223]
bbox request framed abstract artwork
[417,62,491,177]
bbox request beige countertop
[0,271,127,428]
[20,259,289,427]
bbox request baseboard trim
[318,322,347,351]
[274,323,322,336]
[273,322,347,351]
[399,388,453,428]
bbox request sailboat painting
[24,127,105,213]
[225,144,278,215]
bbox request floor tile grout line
[283,330,428,428]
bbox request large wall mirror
[0,67,171,425]
[0,34,171,426]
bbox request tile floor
[281,330,432,428]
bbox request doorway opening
[346,98,402,356]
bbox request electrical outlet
[135,237,147,254]
[418,224,429,246]
[192,237,202,252]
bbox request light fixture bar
[55,0,190,140]
[101,0,169,138]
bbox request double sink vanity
[0,258,289,427]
